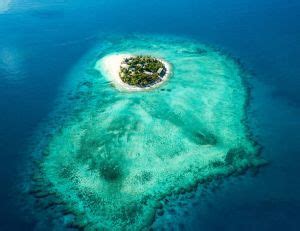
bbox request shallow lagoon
[0,0,299,230]
[30,35,265,229]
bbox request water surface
[0,0,299,230]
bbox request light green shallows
[39,35,264,230]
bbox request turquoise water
[0,0,299,230]
[32,35,264,229]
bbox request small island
[119,56,167,87]
[97,54,171,91]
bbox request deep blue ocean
[0,0,299,230]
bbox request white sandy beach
[95,54,171,92]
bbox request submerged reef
[31,35,265,230]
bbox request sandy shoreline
[95,54,171,92]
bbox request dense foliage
[119,56,166,87]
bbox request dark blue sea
[0,0,299,230]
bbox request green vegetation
[119,55,166,87]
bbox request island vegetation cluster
[119,56,166,87]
